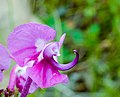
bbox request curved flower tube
[43,43,79,71]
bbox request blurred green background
[0,0,120,97]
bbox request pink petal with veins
[27,59,68,88]
[8,64,38,93]
[0,44,11,82]
[0,44,11,70]
[8,22,56,67]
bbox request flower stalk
[20,77,32,97]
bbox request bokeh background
[0,0,120,97]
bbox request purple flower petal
[8,22,56,67]
[59,33,66,49]
[0,44,11,70]
[0,44,11,82]
[27,59,68,88]
[8,65,17,91]
[8,64,38,93]
[29,82,39,93]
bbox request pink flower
[0,44,11,82]
[8,22,79,91]
[8,61,38,93]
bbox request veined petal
[27,59,68,88]
[0,44,11,70]
[8,64,38,94]
[0,44,11,82]
[8,22,56,67]
[8,65,17,91]
[29,82,39,94]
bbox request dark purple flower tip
[43,43,79,71]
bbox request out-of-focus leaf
[70,29,84,45]
[84,7,96,17]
